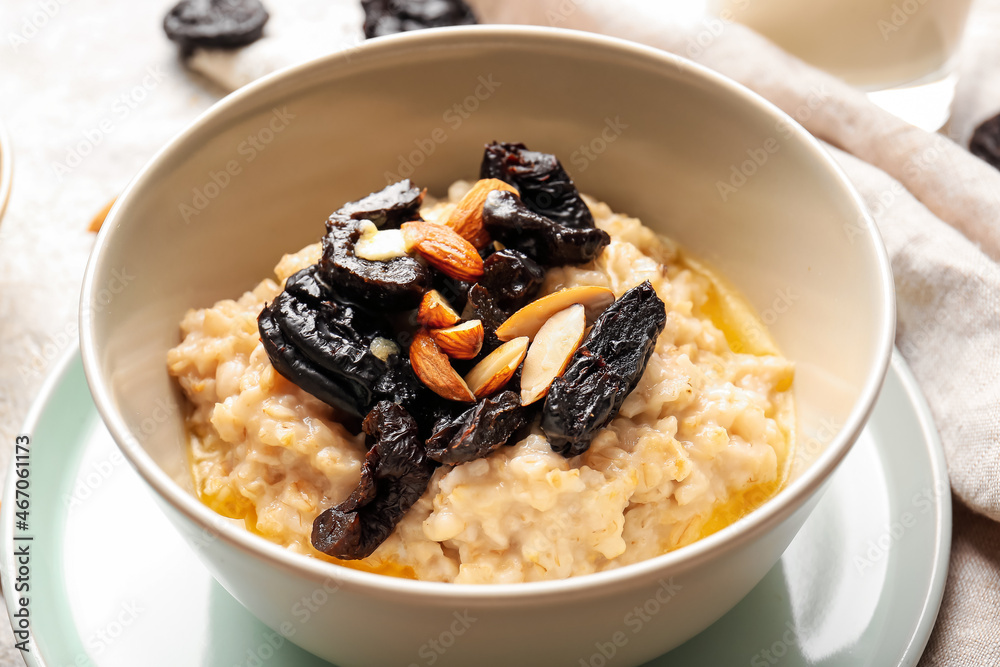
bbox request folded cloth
[186,1,1000,661]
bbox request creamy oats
[167,180,795,584]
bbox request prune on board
[480,142,594,229]
[258,266,395,418]
[482,190,610,267]
[311,402,435,560]
[337,180,424,229]
[425,391,528,465]
[362,0,477,39]
[321,216,432,310]
[970,113,1000,170]
[541,281,666,457]
[479,249,545,313]
[163,0,268,54]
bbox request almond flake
[464,337,529,398]
[520,304,586,405]
[431,320,484,360]
[410,329,476,402]
[496,285,615,341]
[401,220,484,282]
[446,178,519,248]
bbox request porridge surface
[167,181,795,584]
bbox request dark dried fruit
[321,216,432,310]
[337,180,424,229]
[311,402,435,560]
[362,0,477,39]
[480,142,594,229]
[433,274,473,313]
[425,391,528,465]
[970,113,1000,170]
[541,281,666,457]
[258,266,395,417]
[482,190,610,266]
[480,249,545,313]
[464,283,509,354]
[163,0,268,54]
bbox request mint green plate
[2,349,950,666]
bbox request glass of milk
[709,0,974,130]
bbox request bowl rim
[0,117,13,224]
[80,25,895,601]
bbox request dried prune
[433,274,473,313]
[464,283,510,354]
[337,180,424,229]
[163,0,268,54]
[362,0,477,39]
[542,281,666,457]
[482,190,610,266]
[258,266,395,417]
[321,216,431,310]
[480,249,545,313]
[970,113,1000,170]
[311,402,435,560]
[374,354,460,437]
[425,391,527,465]
[480,142,594,229]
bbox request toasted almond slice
[464,337,529,398]
[401,220,484,282]
[354,222,409,261]
[496,286,615,341]
[418,290,461,329]
[431,320,484,360]
[520,304,586,405]
[410,330,476,402]
[446,178,519,248]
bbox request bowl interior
[82,27,892,580]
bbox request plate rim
[888,351,952,667]
[1,346,79,667]
[1,348,950,666]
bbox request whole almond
[401,220,484,282]
[446,178,519,248]
[496,285,615,341]
[431,320,484,360]
[520,304,586,405]
[418,290,461,328]
[410,329,476,402]
[464,337,529,398]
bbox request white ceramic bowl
[80,26,894,667]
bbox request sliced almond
[520,304,586,405]
[464,337,529,398]
[354,222,409,261]
[446,178,519,248]
[418,290,461,329]
[496,286,615,341]
[410,329,476,402]
[401,220,484,282]
[431,320,484,360]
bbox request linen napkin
[183,2,1000,663]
